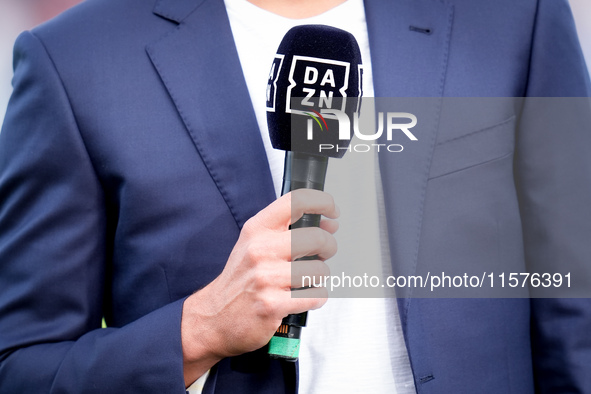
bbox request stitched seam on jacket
[436,115,516,147]
[145,29,242,230]
[406,4,455,316]
[428,151,514,181]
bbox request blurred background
[0,0,85,123]
[0,0,590,125]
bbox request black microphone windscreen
[266,25,363,159]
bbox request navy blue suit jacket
[1,0,590,392]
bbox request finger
[319,218,339,234]
[270,227,337,262]
[248,189,339,232]
[290,189,340,224]
[288,287,329,313]
[290,260,331,288]
[290,227,338,261]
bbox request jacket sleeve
[516,0,591,392]
[0,31,187,393]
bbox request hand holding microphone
[181,189,338,386]
[181,24,361,386]
[266,25,362,360]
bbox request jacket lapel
[148,0,276,229]
[365,0,454,309]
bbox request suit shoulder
[30,0,167,59]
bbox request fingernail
[335,204,341,217]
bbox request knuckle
[288,190,300,208]
[309,293,328,309]
[255,296,280,319]
[252,267,273,289]
[325,193,335,209]
[313,228,331,249]
[316,296,328,308]
[319,262,331,277]
[282,191,293,206]
[241,218,258,236]
[327,235,338,254]
[309,227,326,245]
[245,240,267,263]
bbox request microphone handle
[268,151,328,361]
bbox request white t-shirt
[190,1,417,393]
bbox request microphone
[265,24,362,361]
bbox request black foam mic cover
[266,25,363,158]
